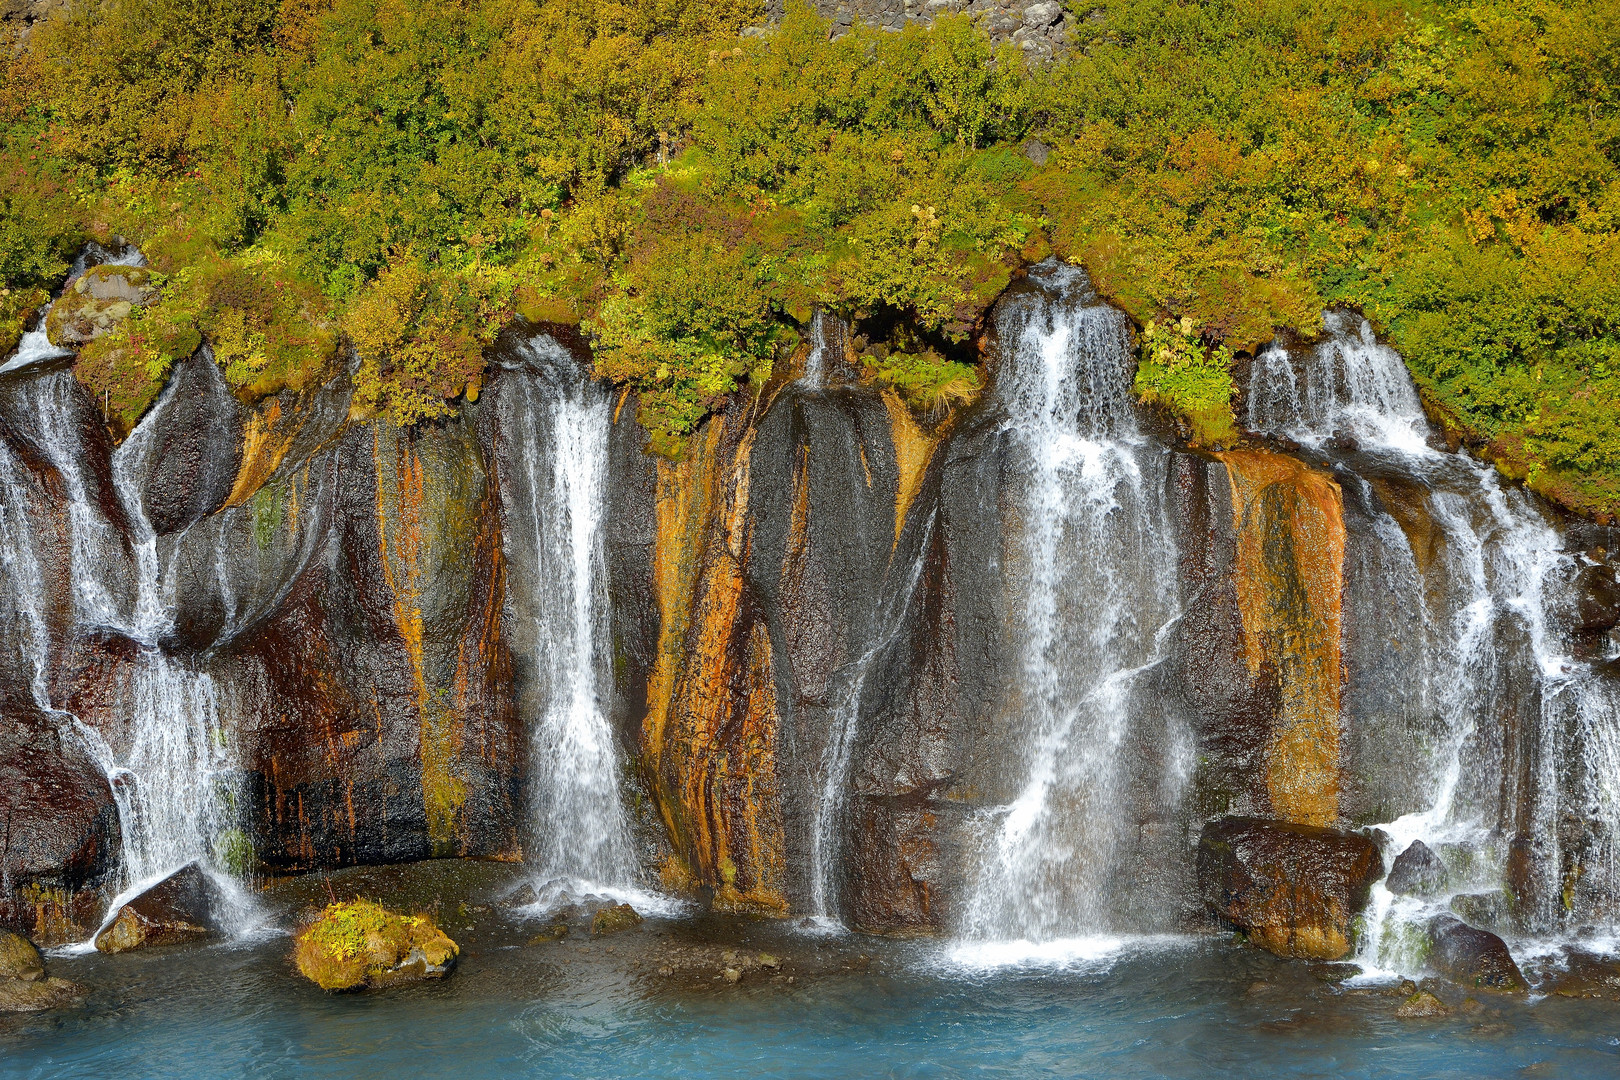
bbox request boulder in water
[94,862,224,953]
[1543,948,1620,1000]
[1386,840,1447,897]
[1196,816,1381,960]
[1425,914,1527,993]
[1448,891,1514,935]
[0,931,44,981]
[1395,990,1452,1019]
[45,265,160,346]
[591,903,642,936]
[0,930,86,1013]
[293,900,458,991]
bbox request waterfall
[958,264,1182,955]
[1247,313,1620,969]
[801,311,829,390]
[497,333,639,904]
[807,510,935,926]
[1,369,243,941]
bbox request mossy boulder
[590,903,643,936]
[292,900,459,992]
[0,931,44,981]
[46,265,160,347]
[0,930,86,1013]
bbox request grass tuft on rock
[292,900,458,992]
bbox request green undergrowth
[0,0,1616,516]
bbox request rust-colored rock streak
[640,411,789,915]
[372,428,467,855]
[1216,451,1346,827]
[881,390,937,546]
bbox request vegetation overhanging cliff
[0,0,1616,519]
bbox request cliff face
[2,265,1617,947]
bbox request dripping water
[957,264,1183,957]
[806,509,936,927]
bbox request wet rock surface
[1197,817,1382,960]
[95,863,225,953]
[1425,915,1528,994]
[1387,840,1447,898]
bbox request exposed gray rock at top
[759,0,1074,60]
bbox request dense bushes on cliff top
[0,0,1616,517]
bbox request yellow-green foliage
[6,0,1620,516]
[862,348,982,415]
[292,900,458,992]
[1133,316,1238,445]
[346,254,508,425]
[0,285,48,357]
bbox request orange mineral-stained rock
[1214,450,1346,828]
[640,407,789,916]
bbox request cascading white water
[1,369,243,937]
[801,311,829,390]
[1247,312,1620,970]
[958,265,1182,954]
[806,510,935,925]
[499,334,639,904]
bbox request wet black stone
[1387,840,1447,898]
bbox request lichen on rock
[292,900,459,992]
[46,265,159,347]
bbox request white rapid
[0,368,245,944]
[957,264,1183,953]
[1247,312,1620,973]
[498,334,641,908]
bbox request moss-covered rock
[590,903,643,936]
[0,930,86,1013]
[46,265,159,347]
[0,931,44,981]
[292,900,459,992]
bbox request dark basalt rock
[1425,914,1528,993]
[1448,892,1515,936]
[1386,840,1447,898]
[94,862,225,953]
[135,351,243,536]
[1197,816,1382,960]
[0,713,120,945]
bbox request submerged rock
[1386,840,1447,898]
[95,863,224,953]
[1425,914,1528,993]
[1544,948,1620,1000]
[1395,990,1452,1019]
[591,903,642,936]
[293,900,458,992]
[1196,816,1381,960]
[0,930,86,1013]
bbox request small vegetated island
[1,0,1615,519]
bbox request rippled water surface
[7,927,1620,1079]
